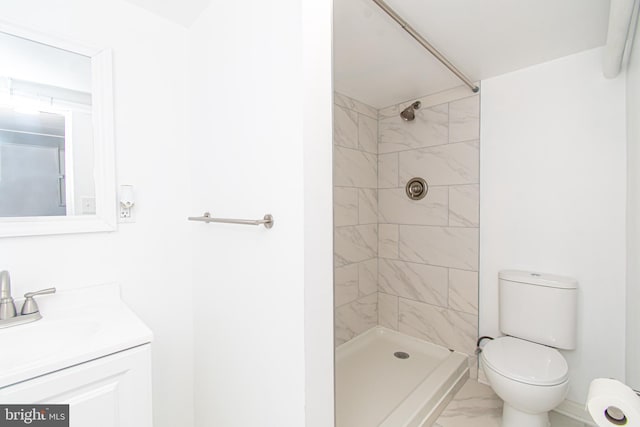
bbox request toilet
[480,270,578,427]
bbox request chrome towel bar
[187,212,274,229]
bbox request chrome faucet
[0,271,56,328]
[0,270,17,320]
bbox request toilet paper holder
[588,378,640,427]
[604,406,627,425]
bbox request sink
[0,319,101,368]
[0,284,152,389]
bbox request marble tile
[549,412,594,427]
[378,224,399,259]
[334,92,377,119]
[358,113,377,154]
[399,225,479,270]
[378,87,478,119]
[358,189,377,224]
[378,292,398,330]
[333,187,358,227]
[334,224,378,267]
[378,259,448,307]
[335,264,358,307]
[468,354,478,380]
[399,298,477,354]
[379,100,416,120]
[335,293,377,346]
[399,140,479,186]
[449,184,479,227]
[379,104,448,153]
[449,96,480,143]
[333,104,358,149]
[435,380,591,427]
[478,360,489,385]
[378,153,398,189]
[449,269,478,315]
[434,379,502,427]
[334,146,377,188]
[358,258,378,296]
[378,187,448,226]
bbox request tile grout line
[377,138,480,156]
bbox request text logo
[0,405,69,426]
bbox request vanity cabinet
[0,344,152,427]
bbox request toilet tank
[499,270,578,350]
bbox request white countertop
[0,283,153,388]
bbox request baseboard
[553,399,596,426]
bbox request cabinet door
[0,344,152,427]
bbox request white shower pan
[335,326,469,427]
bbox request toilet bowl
[481,336,570,427]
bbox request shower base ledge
[335,326,469,427]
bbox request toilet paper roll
[587,378,640,426]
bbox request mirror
[0,21,116,237]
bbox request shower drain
[394,351,410,359]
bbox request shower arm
[371,0,479,93]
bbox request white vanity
[0,284,153,427]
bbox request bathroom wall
[188,1,334,426]
[0,1,194,427]
[376,87,480,373]
[333,92,379,346]
[480,47,627,404]
[626,17,640,391]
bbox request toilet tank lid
[499,270,578,289]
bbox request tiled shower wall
[333,93,379,346]
[376,90,480,374]
[333,89,480,368]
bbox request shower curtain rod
[371,0,479,93]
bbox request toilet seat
[481,336,568,386]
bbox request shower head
[400,101,421,121]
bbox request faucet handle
[21,287,56,315]
[24,288,56,299]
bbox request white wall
[0,2,194,426]
[480,48,627,404]
[188,0,334,426]
[302,1,335,425]
[626,16,640,391]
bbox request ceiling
[123,0,611,108]
[123,0,211,27]
[334,0,611,108]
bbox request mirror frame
[0,21,116,237]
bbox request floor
[434,379,594,427]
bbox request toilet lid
[481,336,569,386]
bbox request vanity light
[119,185,135,222]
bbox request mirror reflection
[0,30,94,217]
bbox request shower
[400,100,421,121]
[333,1,482,425]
